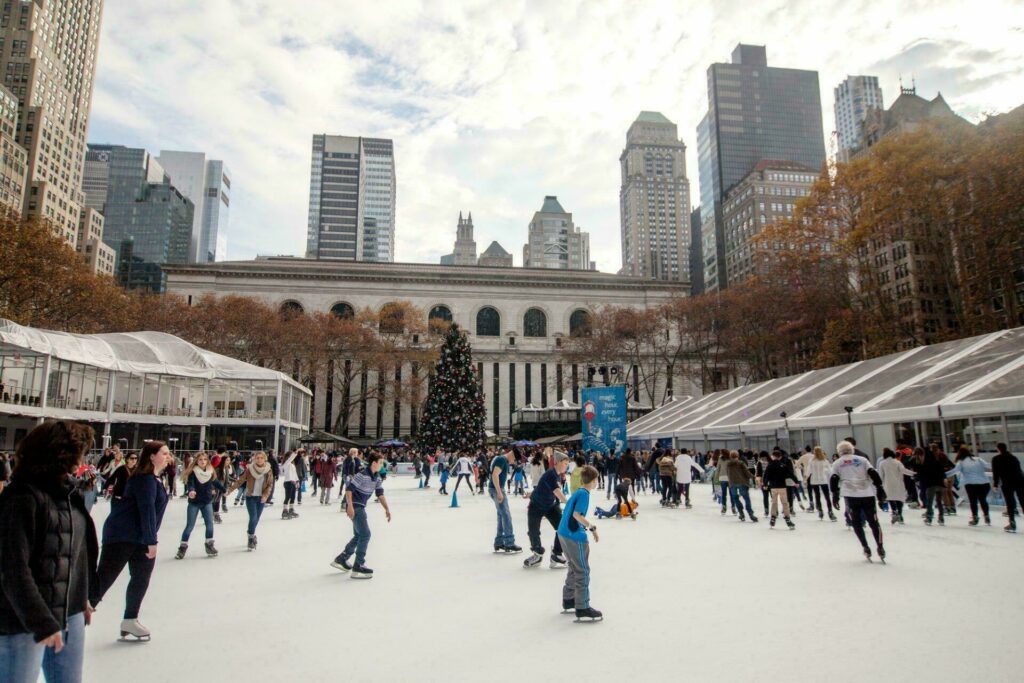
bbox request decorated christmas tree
[417,323,486,453]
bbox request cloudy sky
[88,0,1024,271]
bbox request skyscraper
[696,44,826,291]
[522,196,593,271]
[156,151,232,262]
[306,134,395,262]
[84,145,194,292]
[0,84,26,214]
[1,0,104,247]
[619,112,690,282]
[834,75,883,161]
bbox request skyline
[88,0,1024,272]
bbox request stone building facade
[165,258,692,439]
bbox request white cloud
[88,0,1024,269]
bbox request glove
[875,486,887,505]
[832,493,840,509]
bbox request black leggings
[91,542,155,620]
[453,473,472,492]
[964,483,990,518]
[846,497,883,550]
[659,475,674,501]
[283,481,297,505]
[810,484,834,513]
[889,500,904,517]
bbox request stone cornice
[164,257,690,295]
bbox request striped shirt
[347,469,384,508]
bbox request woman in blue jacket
[174,452,225,559]
[945,446,993,526]
[89,440,171,642]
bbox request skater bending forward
[332,454,391,579]
[830,441,886,562]
[557,465,602,622]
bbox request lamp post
[844,406,854,430]
[779,410,789,450]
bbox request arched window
[569,309,591,337]
[379,302,405,334]
[476,307,500,337]
[280,301,304,319]
[428,305,453,334]
[330,302,354,319]
[523,308,547,337]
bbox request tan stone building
[721,160,816,287]
[0,83,25,214]
[619,112,690,281]
[77,205,113,275]
[1,0,104,246]
[165,258,692,438]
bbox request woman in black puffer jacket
[0,420,98,683]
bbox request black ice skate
[214,512,222,524]
[863,546,873,563]
[351,564,374,579]
[503,544,523,554]
[119,619,151,642]
[174,542,187,560]
[785,517,795,530]
[574,607,603,623]
[331,554,352,572]
[247,534,257,551]
[770,516,776,528]
[561,599,575,614]
[877,545,886,564]
[204,540,218,557]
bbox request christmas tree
[417,323,486,453]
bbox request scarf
[192,466,213,484]
[248,461,271,478]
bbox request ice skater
[332,454,391,578]
[523,452,569,569]
[226,451,275,551]
[557,465,602,622]
[829,441,886,562]
[762,450,795,530]
[878,448,914,525]
[488,448,522,553]
[452,452,475,495]
[673,449,703,508]
[175,452,225,559]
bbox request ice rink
[83,476,1022,683]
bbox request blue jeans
[181,502,214,542]
[245,496,265,535]
[490,488,515,547]
[730,485,755,517]
[341,506,371,565]
[719,481,736,509]
[0,612,85,683]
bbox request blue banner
[581,385,627,456]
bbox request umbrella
[375,439,408,448]
[510,440,538,447]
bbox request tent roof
[0,318,310,394]
[298,430,359,446]
[629,327,1024,441]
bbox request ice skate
[819,511,825,521]
[1006,521,1017,533]
[863,546,873,563]
[331,554,352,572]
[119,619,151,642]
[282,508,291,520]
[204,540,218,557]
[749,514,758,523]
[174,542,187,560]
[522,553,542,568]
[684,502,692,509]
[785,517,795,530]
[561,599,575,614]
[503,544,523,554]
[984,515,991,526]
[351,564,374,579]
[737,512,746,522]
[877,545,886,564]
[968,517,979,526]
[214,512,222,524]
[770,516,776,529]
[829,511,837,522]
[574,607,603,623]
[549,554,567,569]
[289,508,299,519]
[247,534,257,551]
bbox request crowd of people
[2,418,1023,679]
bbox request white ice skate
[119,619,151,642]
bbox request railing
[1,389,42,407]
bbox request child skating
[557,465,602,622]
[331,453,391,578]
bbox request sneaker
[351,564,374,579]
[523,553,542,568]
[331,554,352,572]
[549,554,567,569]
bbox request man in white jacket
[674,449,704,509]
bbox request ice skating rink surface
[84,477,1022,683]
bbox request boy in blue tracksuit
[331,454,391,579]
[557,465,602,622]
